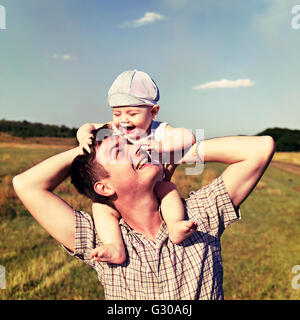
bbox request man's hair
[71,124,114,206]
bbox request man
[13,124,275,299]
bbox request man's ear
[151,105,160,119]
[94,180,115,197]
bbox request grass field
[273,152,300,166]
[0,137,300,300]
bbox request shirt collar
[118,205,168,244]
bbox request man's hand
[141,139,163,153]
[163,164,178,182]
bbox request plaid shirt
[64,175,240,300]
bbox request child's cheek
[135,117,148,129]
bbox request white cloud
[52,54,77,61]
[120,12,166,28]
[192,79,255,90]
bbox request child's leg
[90,203,126,264]
[155,181,197,244]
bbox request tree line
[0,119,77,138]
[256,127,300,152]
[0,120,299,151]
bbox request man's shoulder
[69,209,102,254]
[73,209,95,230]
[185,176,223,201]
[183,175,241,235]
[183,175,226,218]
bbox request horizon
[0,0,300,140]
[1,118,300,139]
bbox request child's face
[112,105,159,139]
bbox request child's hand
[163,164,178,181]
[76,123,96,153]
[141,139,163,154]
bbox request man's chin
[146,163,163,183]
[137,162,162,178]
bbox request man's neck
[114,190,161,242]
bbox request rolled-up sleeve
[186,175,241,238]
[62,210,104,280]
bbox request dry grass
[256,180,267,189]
[266,188,285,196]
[0,174,17,207]
[172,166,219,198]
[273,152,300,166]
[201,168,218,187]
[172,169,199,198]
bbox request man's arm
[12,147,82,252]
[181,135,275,208]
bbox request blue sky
[0,0,299,139]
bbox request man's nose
[115,139,137,162]
[122,144,139,164]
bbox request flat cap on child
[108,70,160,107]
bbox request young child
[77,70,197,264]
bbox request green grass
[1,143,300,299]
[221,165,300,300]
[0,144,102,300]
